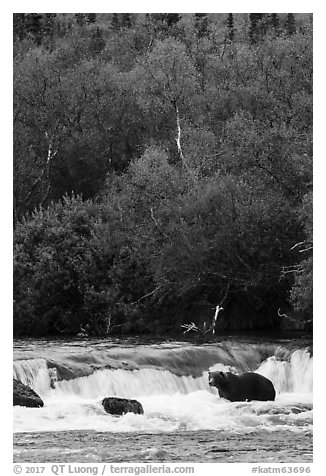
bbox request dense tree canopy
[13,13,313,336]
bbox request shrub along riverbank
[14,174,312,336]
[13,14,312,336]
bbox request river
[13,335,313,463]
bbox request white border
[4,3,322,474]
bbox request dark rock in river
[13,378,44,408]
[102,397,144,415]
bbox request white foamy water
[13,358,52,396]
[13,345,313,434]
[257,349,313,394]
[13,386,312,434]
[50,367,210,400]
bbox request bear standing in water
[208,371,276,402]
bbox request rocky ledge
[13,378,44,408]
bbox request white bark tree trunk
[173,100,196,181]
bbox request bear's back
[237,372,276,401]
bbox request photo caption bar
[12,464,196,476]
[12,463,315,476]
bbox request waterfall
[13,358,52,396]
[13,347,312,400]
[256,349,313,394]
[13,342,313,434]
[51,368,212,400]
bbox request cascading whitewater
[257,349,313,394]
[13,341,313,434]
[13,358,52,396]
[52,368,210,400]
[13,345,312,398]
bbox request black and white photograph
[12,3,314,471]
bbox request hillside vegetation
[13,13,313,336]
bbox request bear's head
[208,371,234,390]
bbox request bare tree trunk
[211,285,229,334]
[21,131,58,214]
[212,305,223,335]
[173,100,196,181]
[41,132,58,206]
[174,101,185,163]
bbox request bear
[208,370,276,402]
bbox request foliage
[14,197,112,335]
[289,192,313,317]
[13,14,313,335]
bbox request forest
[13,13,313,337]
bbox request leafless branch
[278,308,313,324]
[131,283,165,305]
[236,254,252,272]
[278,308,289,319]
[150,206,159,227]
[299,246,313,253]
[290,241,305,251]
[150,207,168,238]
[181,322,198,333]
[219,283,230,306]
